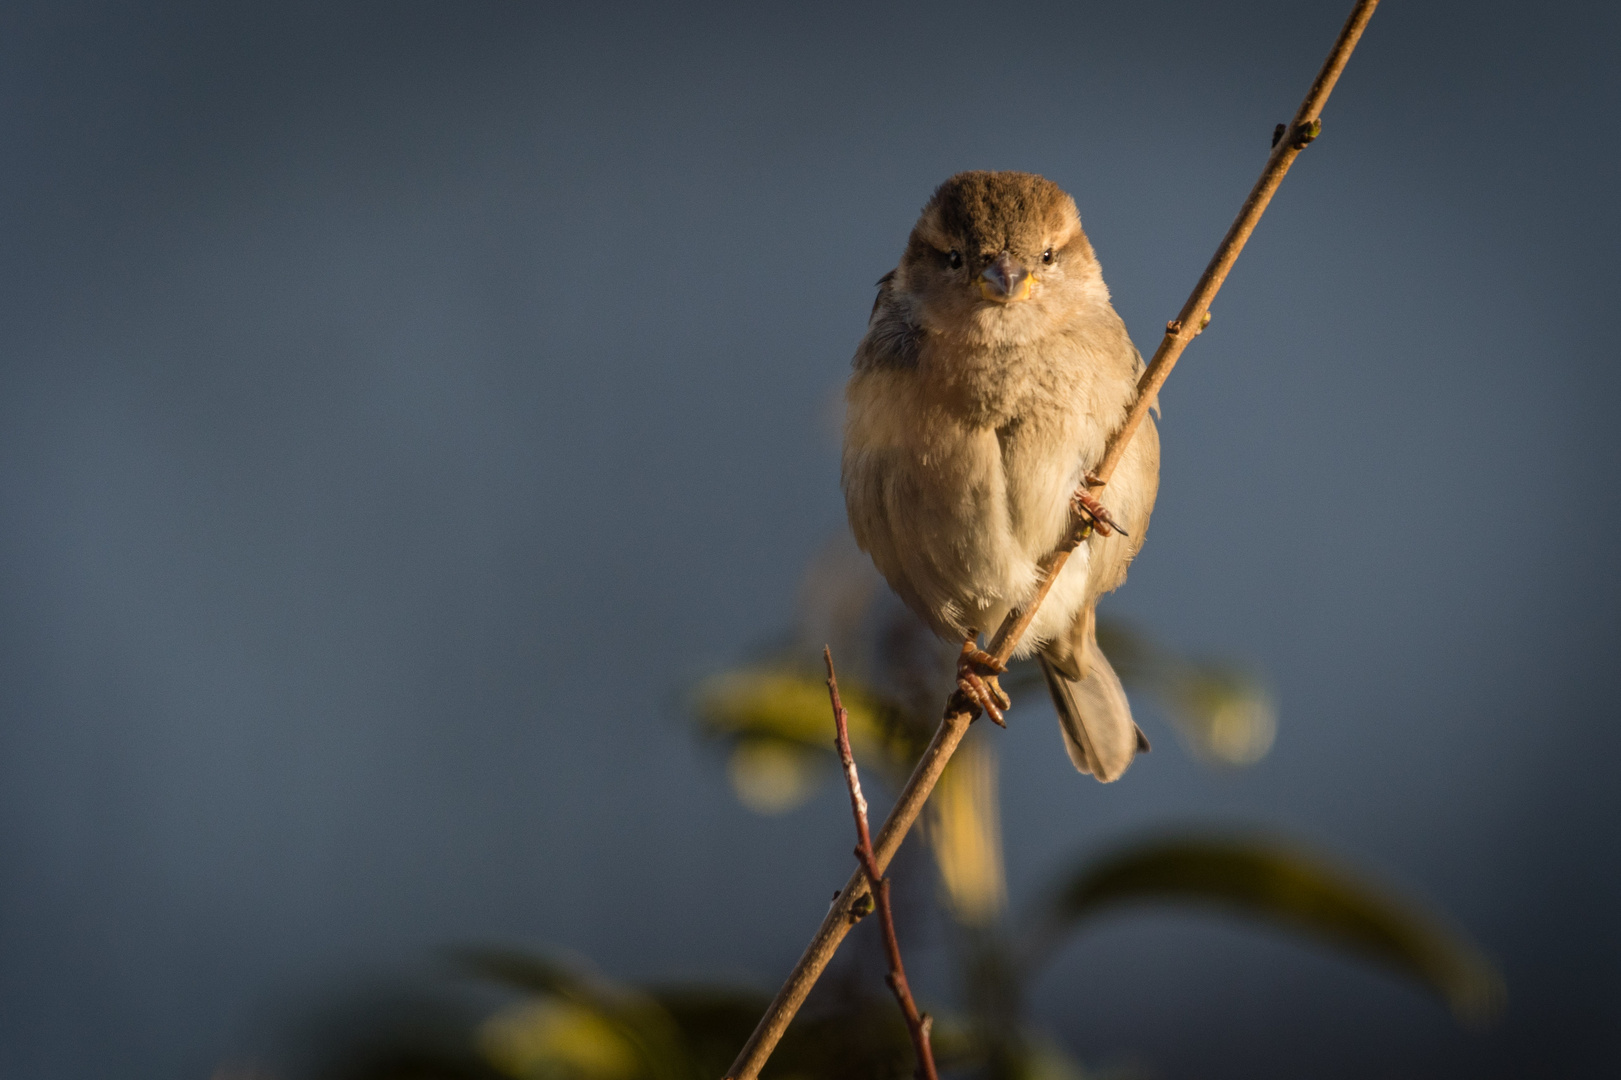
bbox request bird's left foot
[1070,482,1127,540]
[955,642,1011,726]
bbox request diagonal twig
[724,3,1381,1076]
[825,647,940,1080]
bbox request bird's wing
[853,271,920,372]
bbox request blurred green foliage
[689,540,1286,927]
[303,540,1502,1080]
[312,825,1501,1079]
[1029,836,1504,1025]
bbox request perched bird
[841,171,1160,782]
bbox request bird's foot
[1069,483,1127,541]
[955,642,1011,726]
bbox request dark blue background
[1,2,1616,1076]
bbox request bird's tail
[1038,635,1149,783]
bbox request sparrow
[841,170,1160,782]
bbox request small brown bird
[842,171,1160,782]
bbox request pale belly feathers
[842,332,1157,654]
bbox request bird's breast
[842,358,1102,637]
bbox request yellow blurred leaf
[693,668,883,749]
[456,950,689,1080]
[926,739,1007,926]
[726,740,821,814]
[479,999,640,1080]
[1162,669,1277,766]
[1012,1035,1089,1080]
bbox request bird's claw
[1070,487,1127,540]
[955,642,1011,726]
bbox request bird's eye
[947,250,963,269]
[1042,248,1054,264]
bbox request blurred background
[1,1,1617,1077]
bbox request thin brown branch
[723,3,1380,1076]
[988,0,1380,664]
[825,648,940,1080]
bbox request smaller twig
[825,647,940,1080]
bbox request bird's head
[896,170,1106,346]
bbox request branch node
[1168,310,1213,340]
[1272,122,1287,147]
[1292,117,1323,147]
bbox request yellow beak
[979,275,1034,303]
[979,252,1034,303]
